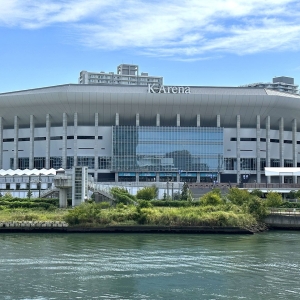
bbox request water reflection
[0,232,300,299]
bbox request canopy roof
[0,169,57,176]
[265,167,300,176]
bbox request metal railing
[269,208,300,216]
[244,183,300,189]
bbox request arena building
[1,82,300,186]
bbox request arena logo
[148,84,191,94]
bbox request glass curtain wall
[112,126,223,172]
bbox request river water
[0,231,299,300]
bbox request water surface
[0,232,299,299]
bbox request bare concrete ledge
[0,225,254,234]
[264,214,300,229]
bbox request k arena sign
[148,84,191,94]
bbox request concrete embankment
[264,214,300,229]
[0,222,253,234]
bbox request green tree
[227,188,251,206]
[265,191,283,207]
[136,186,157,200]
[181,182,189,200]
[246,196,267,220]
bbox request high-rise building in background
[240,76,298,94]
[79,64,163,86]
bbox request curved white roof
[0,169,57,176]
[0,84,300,130]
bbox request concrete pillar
[236,115,240,183]
[176,114,180,127]
[14,116,19,170]
[73,112,78,167]
[279,117,284,183]
[115,113,119,126]
[0,117,3,169]
[156,114,160,126]
[62,113,67,169]
[176,173,180,182]
[293,119,297,183]
[156,173,159,182]
[136,113,140,126]
[115,172,118,182]
[197,173,200,183]
[256,115,261,183]
[197,114,200,127]
[217,115,220,127]
[29,115,34,169]
[266,116,271,183]
[59,188,68,208]
[136,173,139,182]
[45,114,51,169]
[94,113,99,177]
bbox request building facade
[1,83,300,184]
[79,64,163,86]
[240,76,299,94]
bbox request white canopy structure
[264,167,300,176]
[0,169,57,176]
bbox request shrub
[265,192,283,207]
[111,187,136,204]
[250,189,263,198]
[138,200,153,208]
[98,202,110,209]
[227,188,251,206]
[150,200,191,207]
[246,196,267,220]
[200,191,223,206]
[136,186,157,200]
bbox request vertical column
[236,115,240,183]
[94,113,99,179]
[256,115,261,183]
[73,113,78,167]
[45,114,51,169]
[136,113,140,126]
[29,115,34,169]
[176,114,180,127]
[197,114,201,127]
[197,173,200,183]
[115,113,119,126]
[266,116,271,183]
[115,173,119,182]
[217,115,220,127]
[156,173,159,182]
[13,116,19,169]
[279,117,284,171]
[156,114,160,126]
[0,117,3,169]
[293,119,297,183]
[62,113,67,169]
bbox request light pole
[38,173,41,198]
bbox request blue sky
[0,0,300,93]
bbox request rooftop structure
[240,76,299,94]
[79,64,163,86]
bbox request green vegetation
[0,186,299,230]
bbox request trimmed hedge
[0,197,59,210]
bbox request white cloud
[0,0,300,59]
